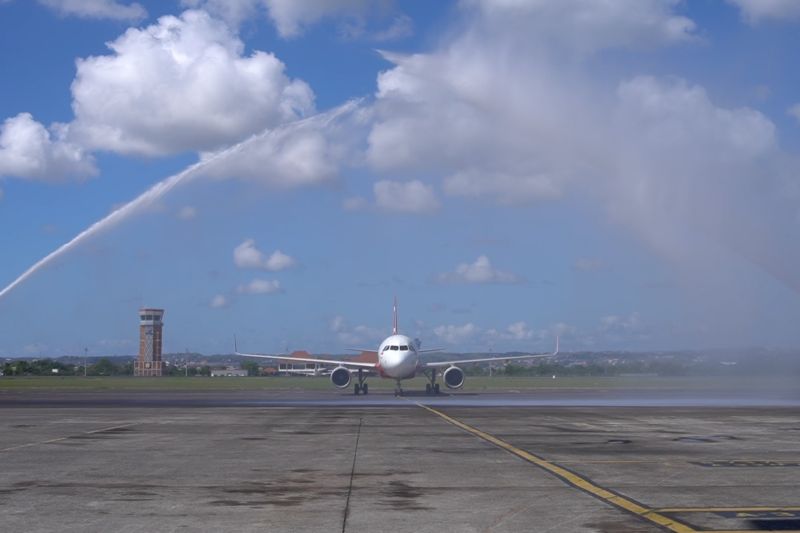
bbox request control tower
[135,308,164,376]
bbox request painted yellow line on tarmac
[0,423,137,452]
[658,507,800,513]
[417,403,699,533]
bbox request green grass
[0,375,793,392]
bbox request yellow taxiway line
[418,403,800,533]
[0,423,137,452]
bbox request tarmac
[1,389,799,532]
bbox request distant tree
[503,363,525,376]
[90,358,115,376]
[198,365,211,377]
[241,360,260,377]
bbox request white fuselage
[377,334,419,379]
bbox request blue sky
[1,0,800,356]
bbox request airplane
[235,298,559,396]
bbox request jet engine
[330,366,351,388]
[443,366,465,389]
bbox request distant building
[210,368,248,377]
[347,351,378,365]
[134,308,164,377]
[277,351,323,375]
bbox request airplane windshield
[400,345,408,351]
[391,345,399,350]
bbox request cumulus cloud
[373,179,440,213]
[433,323,478,344]
[237,278,282,294]
[38,0,147,21]
[366,0,800,299]
[233,239,296,271]
[437,255,521,284]
[68,10,314,156]
[443,170,561,205]
[727,0,800,23]
[462,0,696,54]
[0,113,96,181]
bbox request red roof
[347,351,378,364]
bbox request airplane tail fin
[392,296,398,335]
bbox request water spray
[0,102,358,302]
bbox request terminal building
[135,308,164,377]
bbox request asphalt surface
[1,390,799,532]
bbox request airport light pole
[84,347,88,377]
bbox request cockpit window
[400,345,408,351]
[391,345,399,350]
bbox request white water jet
[0,103,357,302]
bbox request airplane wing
[418,348,444,353]
[422,337,559,368]
[236,350,378,369]
[234,338,377,369]
[344,348,379,354]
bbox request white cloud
[438,255,520,284]
[485,321,535,341]
[443,170,560,205]
[727,0,800,23]
[180,0,259,28]
[38,0,147,21]
[372,14,413,41]
[233,239,296,271]
[373,179,440,213]
[365,1,800,297]
[788,103,800,123]
[0,113,96,181]
[329,314,383,345]
[183,0,377,37]
[462,0,696,54]
[210,294,229,308]
[68,10,314,156]
[237,278,282,294]
[433,323,478,344]
[177,206,197,220]
[263,0,373,38]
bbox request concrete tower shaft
[135,308,164,377]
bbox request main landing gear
[424,369,440,395]
[353,368,369,395]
